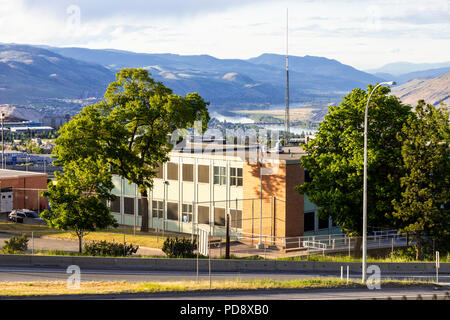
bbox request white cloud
[0,0,448,69]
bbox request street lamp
[162,180,169,238]
[362,81,396,283]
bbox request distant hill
[391,71,450,106]
[0,104,43,122]
[373,67,450,84]
[367,61,450,76]
[40,46,383,108]
[0,44,114,105]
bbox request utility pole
[225,213,230,259]
[284,8,290,146]
[362,81,396,283]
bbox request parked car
[8,209,46,225]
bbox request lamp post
[362,81,396,283]
[162,180,169,238]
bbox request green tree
[392,101,450,260]
[53,68,209,232]
[41,158,118,252]
[296,85,412,254]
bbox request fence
[235,230,412,255]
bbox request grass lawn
[279,253,450,263]
[0,278,436,296]
[0,221,189,250]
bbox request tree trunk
[78,233,83,253]
[353,236,362,258]
[415,235,422,261]
[225,214,230,259]
[140,189,149,232]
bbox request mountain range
[1,44,385,113]
[0,43,448,118]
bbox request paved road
[124,288,450,300]
[0,266,449,283]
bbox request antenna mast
[284,8,290,146]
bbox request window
[213,166,226,185]
[124,197,134,215]
[182,164,194,182]
[110,198,121,214]
[230,167,243,186]
[304,212,315,232]
[155,164,164,179]
[167,162,178,181]
[182,204,193,222]
[318,216,329,230]
[198,206,209,224]
[214,207,225,226]
[167,202,179,221]
[198,165,210,183]
[230,209,242,228]
[152,201,163,218]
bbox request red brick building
[0,169,48,212]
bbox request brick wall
[242,161,304,242]
[0,174,48,211]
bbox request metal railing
[236,230,412,254]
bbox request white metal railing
[235,230,412,253]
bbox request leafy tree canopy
[296,85,412,236]
[41,158,118,252]
[53,68,210,231]
[392,100,450,259]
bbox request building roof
[0,169,47,179]
[170,143,306,164]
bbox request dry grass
[0,221,189,250]
[0,278,434,297]
[45,232,167,249]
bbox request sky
[0,0,449,70]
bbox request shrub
[83,240,139,257]
[388,246,418,261]
[162,237,197,258]
[2,234,29,254]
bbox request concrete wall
[0,254,448,274]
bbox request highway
[0,266,449,300]
[0,265,449,283]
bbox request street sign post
[436,251,440,283]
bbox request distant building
[0,169,48,212]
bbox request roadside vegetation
[280,249,450,263]
[0,278,436,297]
